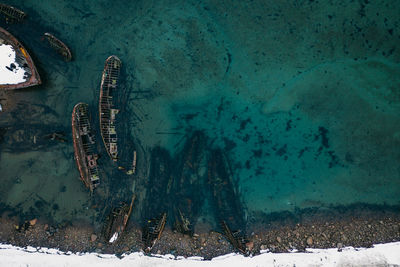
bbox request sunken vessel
[0,27,41,90]
[0,123,66,152]
[142,212,167,251]
[208,149,248,254]
[72,103,100,192]
[173,131,207,235]
[99,55,121,162]
[144,147,173,220]
[142,147,172,249]
[43,33,72,61]
[103,195,135,243]
[0,3,26,22]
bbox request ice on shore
[1,242,400,266]
[0,44,26,84]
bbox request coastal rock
[29,218,37,226]
[246,241,254,251]
[91,234,97,242]
[307,236,313,246]
[276,236,282,243]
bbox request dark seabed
[0,0,400,257]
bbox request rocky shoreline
[1,206,400,260]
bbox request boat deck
[99,55,121,162]
[72,103,100,192]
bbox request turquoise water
[1,0,400,235]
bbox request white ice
[0,44,26,84]
[1,241,400,266]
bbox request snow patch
[1,242,400,266]
[109,232,118,243]
[0,44,27,84]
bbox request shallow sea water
[0,0,399,234]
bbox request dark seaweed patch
[276,144,287,156]
[223,138,236,150]
[286,119,292,131]
[252,149,262,158]
[317,126,329,148]
[59,185,67,193]
[327,151,340,168]
[240,118,251,130]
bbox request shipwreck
[208,149,248,254]
[144,147,173,218]
[0,3,26,22]
[99,55,121,162]
[0,123,66,152]
[142,148,172,249]
[0,27,41,90]
[173,131,207,236]
[43,33,72,62]
[103,195,135,243]
[142,212,167,251]
[72,103,100,192]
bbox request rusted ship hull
[43,33,72,61]
[99,55,121,162]
[0,27,41,90]
[142,212,167,250]
[72,103,100,192]
[0,4,26,22]
[103,195,135,243]
[208,149,247,253]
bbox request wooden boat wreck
[220,220,247,254]
[99,55,121,162]
[144,147,173,215]
[208,149,248,254]
[0,27,41,90]
[142,148,171,249]
[72,103,100,192]
[173,131,207,236]
[142,212,167,250]
[0,123,66,152]
[103,195,135,243]
[43,33,72,62]
[0,4,26,22]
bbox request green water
[0,0,400,234]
